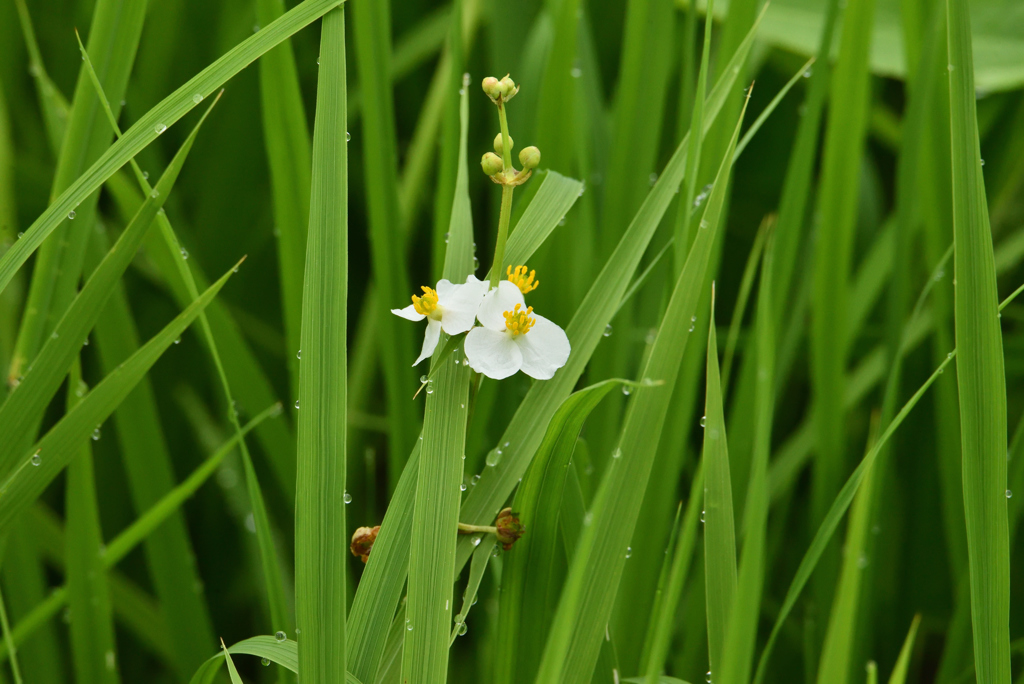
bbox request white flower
[464,280,570,380]
[392,275,489,365]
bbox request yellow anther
[507,265,539,294]
[503,303,536,337]
[412,286,439,316]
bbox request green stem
[458,522,497,535]
[489,185,515,287]
[489,100,516,288]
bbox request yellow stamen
[507,265,539,294]
[412,286,439,316]
[503,303,536,337]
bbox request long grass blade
[65,362,118,684]
[946,0,1011,678]
[888,615,921,684]
[402,72,474,684]
[702,287,737,674]
[295,6,349,682]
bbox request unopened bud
[518,146,541,170]
[482,76,502,100]
[499,76,518,101]
[493,132,513,155]
[481,152,503,176]
[495,508,525,550]
[350,525,380,563]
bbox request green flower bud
[495,508,525,550]
[518,146,541,170]
[499,76,518,101]
[493,132,513,155]
[481,152,503,176]
[350,525,380,564]
[481,76,502,100]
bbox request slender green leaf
[888,615,921,684]
[402,73,474,684]
[295,7,349,682]
[189,637,364,684]
[947,0,1011,679]
[450,535,494,645]
[496,378,640,683]
[65,362,118,684]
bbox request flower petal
[516,314,571,380]
[413,319,442,366]
[465,326,523,379]
[477,280,525,331]
[437,276,489,335]
[392,304,425,322]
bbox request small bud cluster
[495,507,525,550]
[350,525,380,563]
[479,74,540,187]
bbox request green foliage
[1,0,1022,682]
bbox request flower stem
[457,522,497,535]
[489,101,516,288]
[489,185,514,288]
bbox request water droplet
[420,374,428,383]
[275,630,287,642]
[980,159,986,166]
[68,210,76,219]
[92,425,101,441]
[105,650,115,670]
[603,324,613,337]
[458,621,468,636]
[444,231,450,244]
[173,337,181,345]
[622,386,631,396]
[460,483,467,491]
[17,232,23,239]
[947,352,954,359]
[142,171,149,180]
[584,512,593,526]
[346,131,352,142]
[612,448,621,459]
[700,416,707,428]
[253,24,260,32]
[803,68,813,78]
[179,247,189,260]
[426,382,434,395]
[700,219,709,230]
[193,93,203,104]
[948,64,955,72]
[700,510,706,523]
[570,67,582,78]
[343,491,352,504]
[30,451,41,466]
[297,349,302,359]
[295,400,300,409]
[707,671,713,683]
[625,546,632,558]
[472,536,482,546]
[471,474,480,486]
[649,173,658,186]
[154,123,167,134]
[1007,489,1013,499]
[51,331,59,339]
[262,658,271,667]
[857,554,868,569]
[486,449,502,467]
[558,215,567,226]
[150,188,159,198]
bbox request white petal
[413,319,443,366]
[516,314,571,380]
[392,304,425,322]
[477,280,525,331]
[437,276,489,335]
[465,327,523,379]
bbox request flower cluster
[391,266,570,380]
